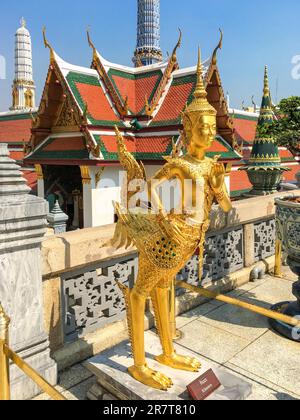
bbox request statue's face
[193,115,217,150]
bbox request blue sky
[0,0,299,112]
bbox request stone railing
[41,190,300,368]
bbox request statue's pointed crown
[183,48,217,118]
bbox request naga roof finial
[87,28,98,62]
[42,27,55,63]
[212,29,223,65]
[171,29,182,63]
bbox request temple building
[0,1,299,219]
[0,18,37,191]
[24,27,244,229]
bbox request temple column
[80,166,93,228]
[35,164,45,198]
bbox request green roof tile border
[66,71,125,128]
[27,136,89,161]
[92,134,240,162]
[230,113,259,122]
[0,112,36,122]
[108,68,163,115]
[93,134,174,161]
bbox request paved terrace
[34,267,300,401]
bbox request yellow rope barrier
[4,346,66,401]
[177,281,300,328]
[0,304,66,401]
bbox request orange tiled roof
[26,136,89,161]
[108,69,162,115]
[282,164,300,182]
[151,74,196,126]
[232,115,258,144]
[66,72,123,127]
[9,151,25,162]
[97,135,173,160]
[0,115,32,143]
[75,82,119,123]
[22,170,37,191]
[230,170,252,194]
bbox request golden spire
[194,47,207,100]
[182,48,216,117]
[20,17,26,28]
[263,65,270,97]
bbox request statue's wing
[110,202,158,250]
[110,202,188,251]
[115,126,147,208]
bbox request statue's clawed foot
[128,365,173,391]
[155,352,201,372]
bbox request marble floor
[34,267,300,401]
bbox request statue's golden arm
[209,162,232,213]
[147,164,183,215]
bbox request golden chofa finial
[42,27,55,63]
[212,28,223,65]
[87,28,98,63]
[171,28,182,63]
[264,65,270,97]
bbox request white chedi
[10,17,36,111]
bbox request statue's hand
[210,162,226,191]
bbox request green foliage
[271,97,300,153]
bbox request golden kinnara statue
[111,48,232,391]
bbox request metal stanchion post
[274,239,283,278]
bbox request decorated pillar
[35,164,44,198]
[10,18,36,111]
[133,0,163,66]
[80,166,93,228]
[241,66,289,195]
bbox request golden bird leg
[127,287,173,391]
[151,286,201,372]
[169,278,182,340]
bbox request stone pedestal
[85,331,252,401]
[0,144,57,400]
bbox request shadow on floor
[178,288,289,330]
